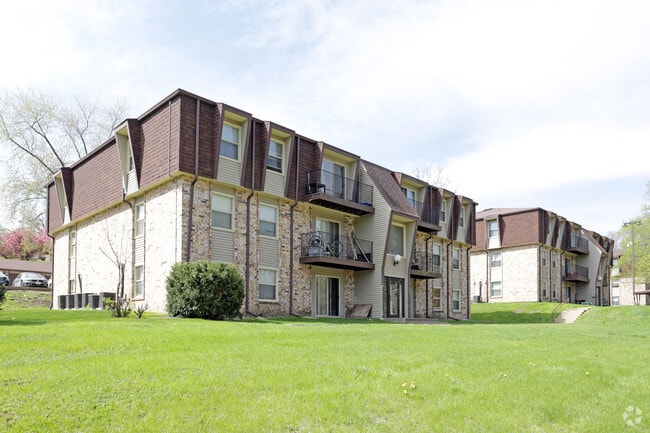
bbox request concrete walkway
[554,307,590,324]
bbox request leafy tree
[0,88,127,229]
[617,181,650,283]
[0,227,52,260]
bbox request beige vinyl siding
[354,167,390,318]
[263,170,285,197]
[126,170,138,195]
[217,157,241,185]
[211,229,234,263]
[259,237,279,268]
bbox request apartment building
[46,89,476,320]
[470,208,614,305]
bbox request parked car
[13,272,49,288]
[0,271,9,286]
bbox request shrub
[104,296,132,318]
[0,284,6,308]
[166,261,244,320]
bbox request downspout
[289,137,301,316]
[465,246,471,320]
[245,121,257,316]
[446,241,452,320]
[425,231,433,318]
[185,99,200,262]
[167,100,172,177]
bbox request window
[452,247,460,270]
[432,244,441,270]
[432,284,442,309]
[388,224,404,256]
[259,268,277,301]
[211,193,233,230]
[552,284,557,299]
[552,253,556,268]
[488,220,498,238]
[220,122,240,160]
[452,288,461,311]
[542,250,548,266]
[135,200,144,237]
[490,281,502,297]
[402,187,416,207]
[259,205,277,237]
[69,230,76,260]
[542,281,548,298]
[440,200,446,222]
[490,252,501,268]
[459,205,465,227]
[134,265,144,298]
[267,138,284,173]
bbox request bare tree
[0,88,128,229]
[412,163,456,191]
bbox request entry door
[315,275,340,317]
[385,277,404,318]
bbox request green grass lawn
[1,297,649,432]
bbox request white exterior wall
[470,252,487,301]
[52,202,133,307]
[496,246,539,303]
[141,179,185,312]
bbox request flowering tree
[0,228,52,260]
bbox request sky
[1,0,648,236]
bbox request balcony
[563,264,589,283]
[413,200,440,232]
[299,231,374,271]
[564,236,589,255]
[305,169,374,215]
[409,251,442,279]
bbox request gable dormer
[53,168,73,225]
[115,122,139,196]
[263,122,294,197]
[216,104,252,186]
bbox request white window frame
[211,193,233,230]
[259,268,277,301]
[134,264,144,298]
[432,283,442,310]
[542,250,548,267]
[459,205,465,228]
[432,244,442,270]
[267,137,284,173]
[440,199,447,222]
[490,281,502,298]
[259,204,277,238]
[488,220,498,238]
[220,122,241,161]
[452,288,461,311]
[402,187,416,207]
[542,281,548,298]
[452,247,461,270]
[490,252,501,268]
[135,200,145,237]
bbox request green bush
[166,261,244,320]
[0,283,6,308]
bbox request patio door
[315,275,340,317]
[385,277,404,318]
[322,160,345,199]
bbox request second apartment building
[470,208,614,305]
[47,89,477,320]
